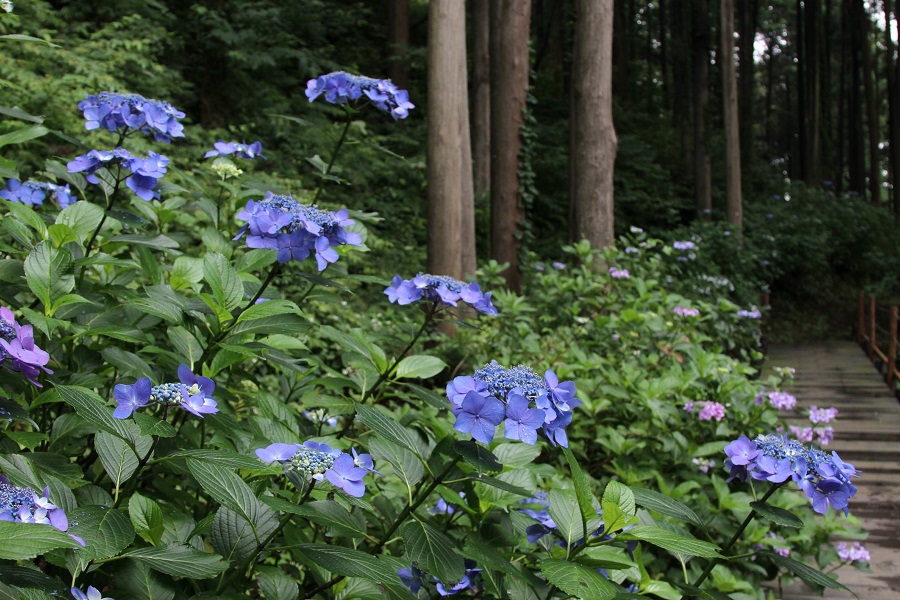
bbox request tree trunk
[805,0,821,186]
[571,0,617,249]
[737,0,757,180]
[672,0,693,178]
[427,0,476,280]
[861,9,881,205]
[470,0,491,198]
[693,0,712,217]
[885,0,900,217]
[387,0,410,89]
[721,0,743,231]
[848,0,866,195]
[490,0,531,292]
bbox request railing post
[858,290,865,344]
[869,296,877,359]
[889,306,898,387]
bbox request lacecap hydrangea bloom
[673,240,696,251]
[0,475,82,544]
[1,179,75,208]
[385,273,497,315]
[113,364,218,419]
[446,361,579,447]
[836,541,870,562]
[306,71,415,120]
[71,587,113,600]
[235,193,361,270]
[67,148,169,201]
[760,390,797,410]
[204,140,264,160]
[255,441,374,498]
[724,434,859,515]
[0,306,52,386]
[78,92,185,143]
[397,560,482,596]
[674,306,700,317]
[608,267,630,279]
[737,308,763,319]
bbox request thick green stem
[688,483,782,593]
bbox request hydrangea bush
[0,78,867,600]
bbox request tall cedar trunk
[489,0,531,292]
[822,0,835,184]
[613,0,631,100]
[572,0,617,249]
[672,0,693,177]
[427,0,476,280]
[837,1,848,193]
[885,0,900,216]
[721,0,743,231]
[848,0,866,195]
[693,0,712,217]
[737,0,757,179]
[659,0,669,97]
[387,0,410,89]
[470,0,491,198]
[796,0,807,181]
[805,0,821,186]
[861,11,881,205]
[765,35,776,157]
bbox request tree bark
[805,0,821,186]
[470,0,491,199]
[387,0,410,89]
[427,0,476,280]
[737,0,758,180]
[672,0,693,178]
[571,0,617,249]
[721,0,743,232]
[861,9,881,205]
[693,0,712,217]
[885,0,900,217]
[490,0,531,292]
[848,0,866,195]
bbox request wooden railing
[856,291,900,388]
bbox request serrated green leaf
[548,488,585,549]
[257,566,299,600]
[56,202,104,242]
[0,567,65,595]
[394,355,447,379]
[55,385,139,445]
[132,413,177,438]
[564,448,597,532]
[540,558,617,599]
[211,503,279,565]
[368,438,424,490]
[108,234,179,249]
[0,522,82,559]
[47,224,77,247]
[749,501,804,528]
[294,544,415,599]
[355,405,422,457]
[24,241,73,311]
[400,520,465,585]
[631,487,705,529]
[67,505,135,561]
[95,429,153,490]
[601,480,635,518]
[129,493,164,546]
[763,551,856,594]
[204,252,244,312]
[277,500,367,539]
[187,459,260,525]
[493,442,541,468]
[619,525,721,558]
[236,299,302,322]
[472,474,533,497]
[162,449,277,471]
[167,327,203,366]
[115,560,176,600]
[453,440,501,472]
[576,546,637,570]
[123,543,229,578]
[0,125,49,149]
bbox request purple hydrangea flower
[609,267,630,279]
[673,240,695,251]
[836,541,870,562]
[674,306,700,317]
[256,441,374,496]
[398,566,427,594]
[71,587,113,600]
[67,147,168,201]
[324,454,368,497]
[113,377,152,419]
[503,392,546,445]
[697,401,726,421]
[0,475,82,545]
[204,140,264,160]
[737,308,763,319]
[765,391,797,410]
[0,179,75,208]
[112,366,218,419]
[305,72,415,120]
[809,406,838,424]
[454,391,505,444]
[0,306,53,387]
[385,273,497,315]
[78,92,185,142]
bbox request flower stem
[79,174,122,285]
[689,483,782,592]
[311,113,352,205]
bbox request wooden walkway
[766,341,900,600]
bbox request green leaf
[576,546,637,570]
[453,440,501,472]
[368,438,424,490]
[211,503,279,566]
[0,125,49,149]
[0,567,65,595]
[55,385,140,445]
[126,295,184,324]
[601,480,636,518]
[123,543,229,578]
[56,202,105,242]
[24,241,74,311]
[394,355,447,379]
[132,413,177,438]
[294,543,415,599]
[0,522,82,559]
[600,501,630,534]
[0,106,44,123]
[6,202,48,238]
[274,500,367,539]
[618,525,721,558]
[204,252,244,312]
[47,224,78,247]
[108,234,179,249]
[0,398,38,428]
[540,558,617,599]
[129,493,165,545]
[547,488,585,549]
[162,449,277,471]
[115,560,176,600]
[400,520,465,585]
[187,459,260,525]
[564,448,598,530]
[749,501,804,528]
[226,314,309,338]
[631,487,705,529]
[493,442,541,468]
[257,566,299,600]
[2,431,47,451]
[236,299,302,322]
[167,327,203,366]
[66,505,135,560]
[96,429,153,490]
[355,405,422,457]
[471,474,533,497]
[763,551,856,595]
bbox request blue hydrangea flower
[453,391,506,444]
[67,148,169,201]
[385,274,497,315]
[234,194,361,271]
[673,240,695,251]
[724,434,859,515]
[256,441,374,496]
[435,561,482,596]
[0,306,52,387]
[397,566,427,594]
[78,92,185,142]
[205,140,264,160]
[0,179,75,208]
[71,587,113,600]
[305,72,415,120]
[112,365,218,419]
[0,475,83,545]
[448,362,579,447]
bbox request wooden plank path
[766,341,900,600]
